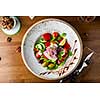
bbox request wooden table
[0,16,100,83]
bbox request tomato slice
[45,42,50,47]
[64,42,70,50]
[42,33,51,41]
[52,32,59,38]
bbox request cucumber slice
[40,43,45,50]
[39,38,46,43]
[35,43,45,51]
[35,44,42,50]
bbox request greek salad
[34,32,72,70]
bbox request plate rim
[21,18,83,80]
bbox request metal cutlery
[59,52,94,83]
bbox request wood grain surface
[0,16,100,83]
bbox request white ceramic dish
[21,18,83,80]
[1,16,21,36]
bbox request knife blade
[59,52,94,83]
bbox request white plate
[21,18,83,80]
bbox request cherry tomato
[42,33,51,41]
[52,32,59,38]
[45,42,50,47]
[36,52,41,59]
[64,42,70,50]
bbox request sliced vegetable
[34,48,39,52]
[40,57,47,61]
[59,38,66,46]
[45,42,50,47]
[61,33,66,38]
[42,62,48,67]
[54,64,59,69]
[46,59,51,63]
[42,33,51,41]
[52,32,59,38]
[57,36,63,42]
[48,63,55,69]
[40,43,45,50]
[59,50,65,56]
[68,50,73,56]
[36,37,45,43]
[35,44,42,50]
[63,47,68,53]
[59,61,65,67]
[39,38,46,43]
[35,43,45,52]
[36,52,42,59]
[64,42,70,50]
[47,64,58,70]
[62,53,68,59]
[58,54,62,60]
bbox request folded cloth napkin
[59,47,94,83]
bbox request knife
[59,52,94,83]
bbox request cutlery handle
[59,70,79,83]
[69,70,80,82]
